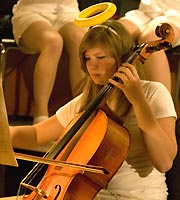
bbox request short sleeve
[142,81,177,119]
[56,94,83,127]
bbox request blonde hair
[79,19,135,118]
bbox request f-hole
[54,185,61,200]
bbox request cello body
[22,110,130,200]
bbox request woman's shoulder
[140,80,173,105]
[55,94,83,127]
[141,80,168,94]
[57,94,83,113]
[141,80,177,118]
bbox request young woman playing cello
[10,19,177,199]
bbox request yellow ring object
[74,2,117,28]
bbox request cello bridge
[21,183,49,199]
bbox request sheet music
[0,83,18,167]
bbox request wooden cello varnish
[22,110,130,200]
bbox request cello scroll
[131,23,174,64]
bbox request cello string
[16,151,51,197]
[16,139,72,197]
[18,145,54,186]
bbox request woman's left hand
[109,63,144,105]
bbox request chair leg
[0,39,18,86]
[0,41,6,84]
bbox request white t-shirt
[56,80,177,200]
[139,0,180,18]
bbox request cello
[14,4,174,200]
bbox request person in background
[118,0,180,92]
[11,0,87,124]
[10,19,177,199]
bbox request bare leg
[59,23,87,97]
[118,18,141,42]
[141,51,171,91]
[20,21,63,122]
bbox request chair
[0,39,18,84]
[0,37,73,118]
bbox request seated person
[118,0,180,92]
[11,0,87,124]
